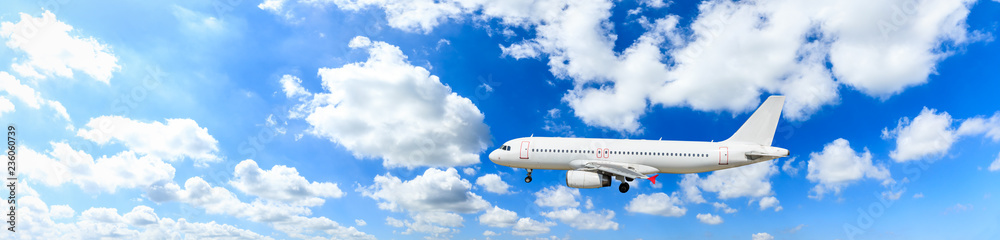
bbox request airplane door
[520,141,530,159]
[719,147,729,165]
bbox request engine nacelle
[565,170,611,189]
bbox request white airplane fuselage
[489,137,789,174]
[487,96,790,193]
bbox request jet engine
[565,170,611,189]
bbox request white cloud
[782,157,803,176]
[147,176,373,239]
[462,167,477,176]
[758,196,782,211]
[76,116,221,166]
[476,174,512,194]
[990,154,1000,172]
[279,74,310,99]
[541,208,619,230]
[711,202,737,214]
[483,230,499,236]
[882,108,1000,163]
[882,107,957,162]
[478,206,518,228]
[511,218,555,236]
[806,138,891,199]
[500,42,541,59]
[230,159,345,207]
[50,205,75,219]
[359,168,490,213]
[309,0,976,133]
[913,193,925,199]
[21,143,174,194]
[287,36,491,168]
[386,216,406,227]
[957,112,1000,141]
[625,192,686,217]
[0,96,12,117]
[639,0,669,8]
[355,219,367,226]
[258,0,288,13]
[392,211,464,237]
[753,232,775,240]
[533,185,580,208]
[0,72,72,123]
[680,160,780,205]
[0,11,120,83]
[696,213,722,225]
[0,184,274,240]
[0,72,43,108]
[679,174,705,203]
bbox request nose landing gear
[524,169,533,183]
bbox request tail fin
[723,96,785,146]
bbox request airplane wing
[576,161,659,184]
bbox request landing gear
[618,182,630,193]
[524,169,533,183]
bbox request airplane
[488,96,790,193]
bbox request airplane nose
[488,150,499,163]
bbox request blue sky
[1,0,999,239]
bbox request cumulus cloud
[77,116,220,166]
[511,218,556,236]
[359,168,490,213]
[230,159,345,206]
[147,176,372,239]
[882,108,957,162]
[0,96,12,117]
[625,192,687,217]
[0,72,72,123]
[533,185,580,208]
[286,36,490,168]
[279,74,310,99]
[883,108,1000,162]
[753,232,775,240]
[542,208,619,230]
[391,211,464,237]
[679,160,781,210]
[0,183,274,240]
[478,206,518,228]
[806,138,891,199]
[696,213,723,225]
[297,0,978,133]
[758,196,782,211]
[0,11,119,83]
[711,202,737,214]
[476,174,512,194]
[957,112,1000,141]
[21,143,174,194]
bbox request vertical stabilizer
[723,96,785,146]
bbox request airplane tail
[723,96,785,146]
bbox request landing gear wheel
[625,177,634,182]
[524,169,533,183]
[619,182,630,193]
